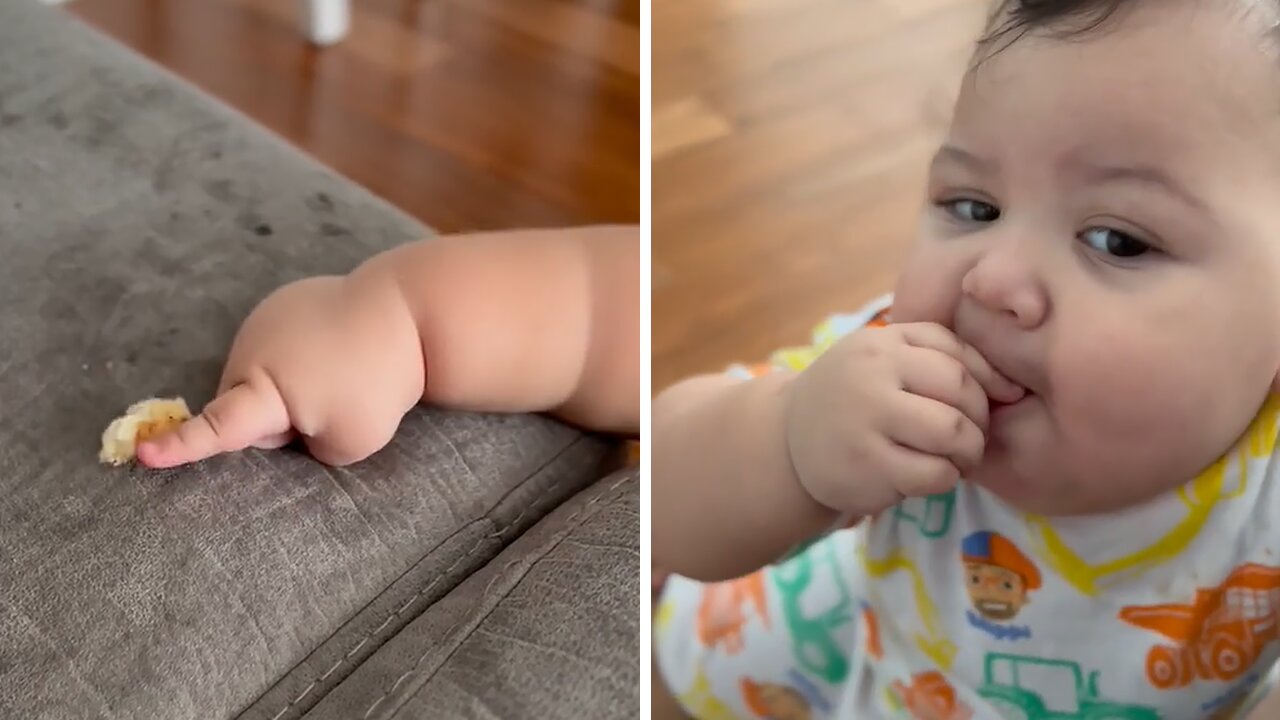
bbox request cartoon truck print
[1117,563,1280,689]
[772,534,855,684]
[978,653,1159,719]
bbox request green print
[777,535,823,564]
[893,490,956,539]
[770,535,855,684]
[978,653,1160,720]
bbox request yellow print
[679,670,744,720]
[656,596,675,635]
[768,308,891,374]
[859,546,957,670]
[1028,395,1280,597]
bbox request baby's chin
[965,448,1114,517]
[966,450,1167,517]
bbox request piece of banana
[99,397,192,466]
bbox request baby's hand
[137,273,425,468]
[784,322,1023,517]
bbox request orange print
[740,678,812,720]
[862,603,884,660]
[697,571,770,654]
[867,308,891,328]
[1118,563,1280,689]
[890,671,973,720]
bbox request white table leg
[301,0,350,46]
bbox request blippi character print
[771,534,856,684]
[1118,562,1280,691]
[961,531,1041,641]
[976,653,1159,720]
[740,670,832,720]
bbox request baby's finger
[883,392,985,472]
[897,346,990,431]
[137,383,289,468]
[873,438,962,498]
[896,323,1024,403]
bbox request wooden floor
[653,0,990,392]
[71,0,640,234]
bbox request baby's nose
[961,251,1047,329]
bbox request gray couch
[0,4,639,719]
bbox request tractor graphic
[772,535,855,683]
[978,653,1159,719]
[1118,563,1280,689]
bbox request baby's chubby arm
[653,371,839,582]
[654,322,1022,582]
[137,225,638,468]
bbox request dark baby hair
[979,0,1131,51]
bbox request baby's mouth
[990,389,1033,416]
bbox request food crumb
[99,397,191,466]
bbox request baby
[654,1,1280,718]
[135,225,638,468]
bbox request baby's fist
[783,322,1023,516]
[138,273,425,468]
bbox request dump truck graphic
[977,653,1159,719]
[1118,563,1280,689]
[697,571,769,655]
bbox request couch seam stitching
[363,473,636,720]
[263,436,594,720]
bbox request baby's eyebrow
[931,144,997,175]
[1073,160,1210,213]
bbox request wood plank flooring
[653,0,990,391]
[70,0,640,234]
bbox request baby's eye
[942,199,1001,224]
[1080,227,1150,258]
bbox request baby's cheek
[892,252,964,326]
[1054,335,1218,487]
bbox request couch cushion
[249,468,639,720]
[0,4,613,719]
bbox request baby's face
[893,1,1280,515]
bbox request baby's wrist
[768,373,843,529]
